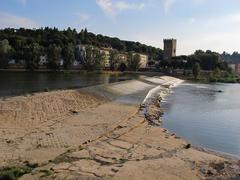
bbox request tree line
[0,40,142,71]
[159,50,229,71]
[222,51,240,64]
[158,49,237,82]
[0,27,162,70]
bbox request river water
[162,82,240,158]
[0,71,139,97]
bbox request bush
[192,63,201,79]
[0,167,32,180]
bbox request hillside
[0,28,163,61]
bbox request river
[162,82,240,158]
[0,71,139,97]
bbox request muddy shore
[0,76,239,180]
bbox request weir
[82,76,184,105]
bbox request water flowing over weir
[82,76,184,116]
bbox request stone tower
[163,39,177,60]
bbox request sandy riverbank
[0,76,239,179]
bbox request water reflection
[0,72,139,97]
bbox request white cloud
[74,12,90,22]
[96,0,114,17]
[0,12,39,28]
[96,0,145,17]
[115,1,145,11]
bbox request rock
[24,161,39,168]
[70,110,79,115]
[6,139,13,144]
[36,144,41,148]
[211,162,225,172]
[207,169,216,176]
[185,144,191,149]
[94,155,115,164]
[111,167,119,173]
[163,129,168,133]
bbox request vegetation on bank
[0,28,162,71]
[0,166,32,180]
[180,63,239,83]
[159,50,239,83]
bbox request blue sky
[1,0,240,55]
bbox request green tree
[82,45,104,71]
[0,39,12,68]
[128,53,141,71]
[109,49,119,71]
[213,67,221,79]
[47,44,62,70]
[23,43,42,70]
[192,63,201,79]
[62,43,75,69]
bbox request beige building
[164,39,177,60]
[100,48,111,68]
[228,63,240,74]
[132,53,149,69]
[138,53,148,69]
[119,53,128,63]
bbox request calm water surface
[0,72,139,97]
[162,82,240,157]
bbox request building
[73,60,81,66]
[39,56,47,66]
[7,59,25,69]
[76,44,86,63]
[119,53,128,63]
[228,64,235,71]
[132,53,149,69]
[163,39,177,60]
[8,59,16,65]
[228,63,240,74]
[138,54,148,69]
[100,48,111,68]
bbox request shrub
[0,167,31,180]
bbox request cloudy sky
[1,0,240,55]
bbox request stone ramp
[21,108,239,180]
[82,76,183,105]
[0,101,137,166]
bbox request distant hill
[0,27,163,61]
